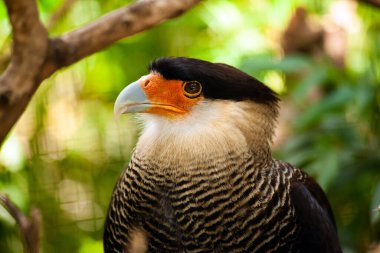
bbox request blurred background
[0,0,379,252]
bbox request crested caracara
[104,57,342,253]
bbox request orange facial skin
[139,73,203,118]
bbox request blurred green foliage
[0,0,379,252]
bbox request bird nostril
[143,79,151,87]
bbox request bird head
[114,57,279,161]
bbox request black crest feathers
[149,57,279,106]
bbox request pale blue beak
[114,81,151,116]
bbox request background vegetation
[0,0,379,252]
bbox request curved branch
[41,0,202,79]
[0,0,48,143]
[0,194,41,253]
[357,0,380,8]
[0,0,201,145]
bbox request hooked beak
[114,81,151,116]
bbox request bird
[104,57,342,253]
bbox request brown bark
[357,0,380,8]
[0,0,48,145]
[0,194,41,253]
[0,0,201,145]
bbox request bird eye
[183,81,202,98]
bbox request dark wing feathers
[291,179,342,253]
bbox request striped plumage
[105,57,342,253]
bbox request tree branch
[0,194,41,253]
[41,0,202,79]
[0,0,201,145]
[0,0,48,144]
[357,0,380,8]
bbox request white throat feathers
[134,100,278,167]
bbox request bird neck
[135,100,276,170]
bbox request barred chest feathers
[105,100,304,252]
[104,57,341,253]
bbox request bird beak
[114,80,151,116]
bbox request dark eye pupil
[183,81,202,98]
[186,82,199,94]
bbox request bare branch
[0,0,201,145]
[0,0,48,143]
[357,0,380,8]
[41,0,202,79]
[0,194,41,253]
